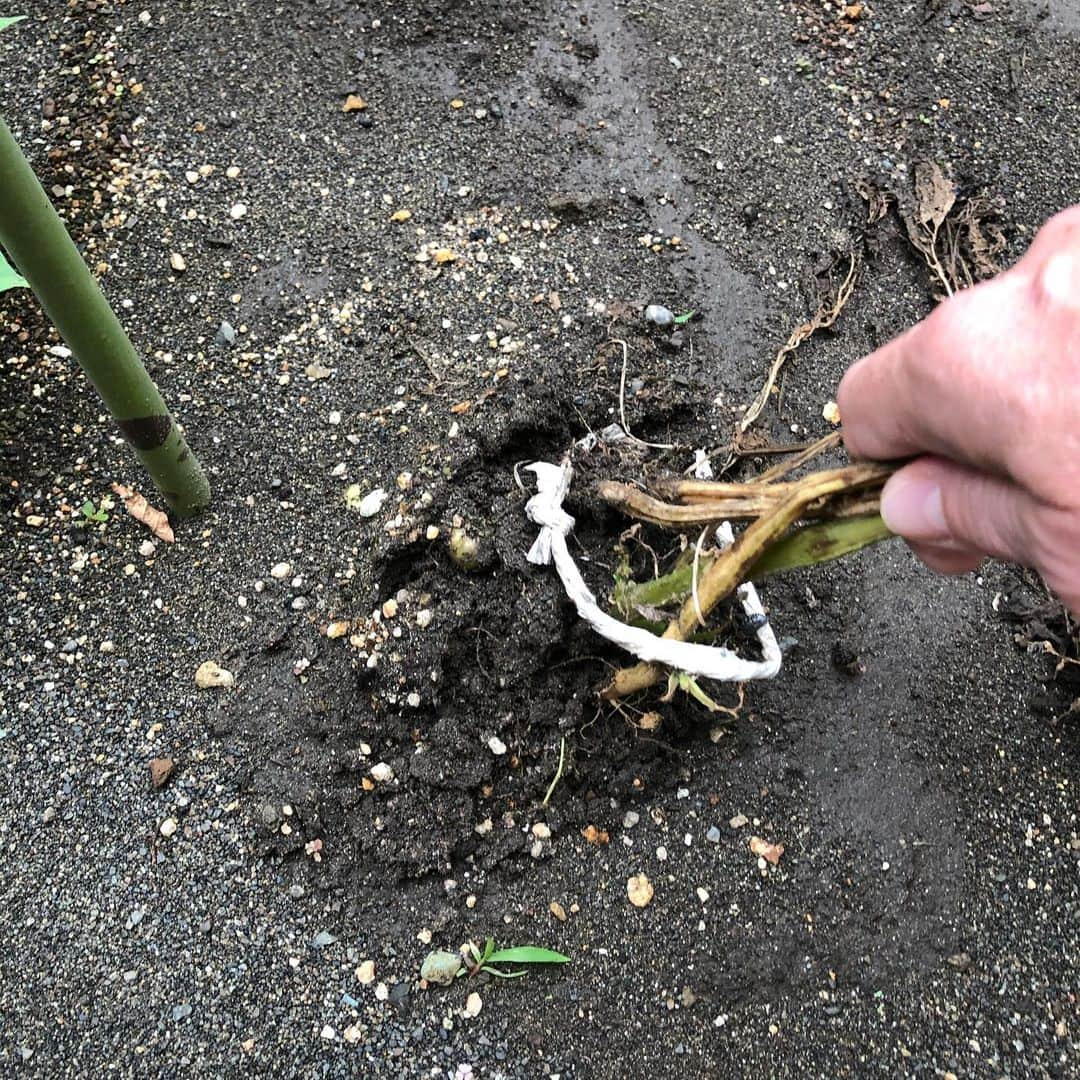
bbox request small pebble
[215,321,236,348]
[487,736,507,756]
[644,304,674,327]
[159,818,178,838]
[358,489,388,518]
[370,763,394,783]
[194,661,234,689]
[706,826,721,843]
[229,202,247,219]
[627,873,654,908]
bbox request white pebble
[270,561,291,579]
[229,202,247,219]
[159,818,178,838]
[487,736,507,756]
[370,762,394,783]
[358,489,387,518]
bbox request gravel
[1,0,1078,1076]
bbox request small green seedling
[421,940,570,985]
[76,499,109,527]
[0,247,27,292]
[661,670,724,713]
[464,938,571,980]
[673,310,696,325]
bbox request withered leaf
[914,160,956,229]
[112,483,175,543]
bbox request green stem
[617,514,894,612]
[0,116,210,516]
[746,512,894,578]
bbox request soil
[1,0,1077,1076]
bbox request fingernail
[881,473,948,540]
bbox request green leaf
[0,249,27,293]
[0,16,25,32]
[673,310,696,325]
[484,946,571,965]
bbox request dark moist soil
[1,1,1078,1076]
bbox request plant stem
[746,512,893,578]
[0,116,210,516]
[617,512,894,614]
[603,471,881,700]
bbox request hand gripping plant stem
[0,116,210,516]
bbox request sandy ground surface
[1,0,1078,1076]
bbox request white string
[524,461,782,682]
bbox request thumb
[880,457,1036,567]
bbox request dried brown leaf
[914,160,956,228]
[112,483,175,542]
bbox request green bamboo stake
[0,115,210,516]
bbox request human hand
[837,206,1080,614]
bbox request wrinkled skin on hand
[838,206,1080,615]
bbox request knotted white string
[524,461,782,681]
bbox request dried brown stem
[740,253,859,432]
[754,430,842,483]
[608,463,894,527]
